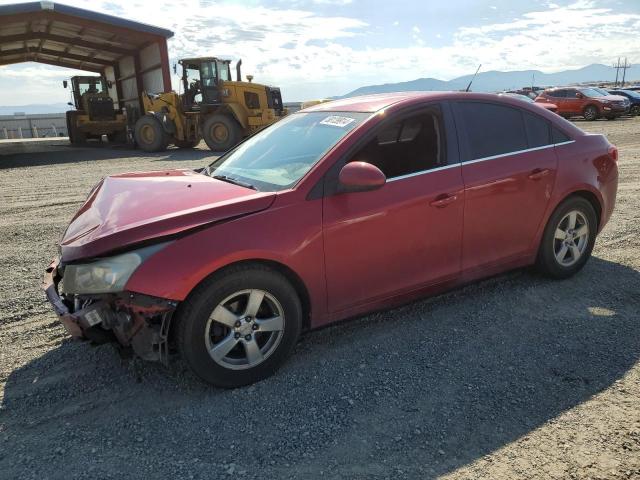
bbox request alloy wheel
[204,289,285,370]
[553,210,589,267]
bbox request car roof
[301,91,546,113]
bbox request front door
[453,101,557,271]
[322,106,464,312]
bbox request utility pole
[613,57,621,86]
[621,57,631,86]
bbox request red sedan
[44,92,619,387]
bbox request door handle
[528,168,550,180]
[430,193,458,208]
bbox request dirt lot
[0,118,639,480]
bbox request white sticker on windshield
[319,115,356,128]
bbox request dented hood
[60,169,276,262]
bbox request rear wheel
[631,105,640,116]
[176,265,302,388]
[202,114,242,152]
[66,111,86,144]
[134,115,169,152]
[536,197,597,279]
[583,105,599,121]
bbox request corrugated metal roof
[0,2,173,72]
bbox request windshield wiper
[212,174,257,190]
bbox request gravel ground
[0,118,639,479]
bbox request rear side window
[552,127,571,144]
[454,102,528,160]
[548,90,565,98]
[523,111,551,147]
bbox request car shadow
[1,257,638,478]
[0,143,219,169]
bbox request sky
[0,0,639,105]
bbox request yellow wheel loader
[63,76,127,144]
[134,57,286,152]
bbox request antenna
[465,64,482,92]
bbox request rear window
[454,102,528,160]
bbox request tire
[134,115,169,152]
[176,265,302,388]
[536,196,598,279]
[66,111,86,144]
[202,114,242,152]
[583,105,599,121]
[174,138,200,149]
[631,105,640,116]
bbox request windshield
[207,111,371,191]
[77,78,106,95]
[581,88,606,97]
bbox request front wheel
[134,115,169,152]
[631,105,640,116]
[583,105,599,121]
[536,197,597,279]
[176,265,302,388]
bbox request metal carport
[0,1,174,116]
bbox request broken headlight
[61,243,168,295]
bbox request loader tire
[66,111,86,144]
[202,114,242,152]
[134,115,169,152]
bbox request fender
[145,111,177,136]
[218,103,248,130]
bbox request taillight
[608,145,618,162]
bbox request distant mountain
[343,64,640,97]
[0,103,69,115]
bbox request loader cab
[63,75,116,121]
[180,57,232,109]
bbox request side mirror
[107,80,113,89]
[67,102,73,106]
[576,92,584,99]
[338,162,386,193]
[62,80,68,88]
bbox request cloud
[0,0,639,103]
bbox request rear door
[548,89,569,115]
[568,88,588,115]
[452,101,558,271]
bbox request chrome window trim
[384,140,575,183]
[387,163,460,182]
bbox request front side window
[580,88,605,98]
[454,102,528,160]
[208,111,370,191]
[347,108,445,179]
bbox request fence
[0,113,68,139]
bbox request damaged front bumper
[43,258,178,363]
